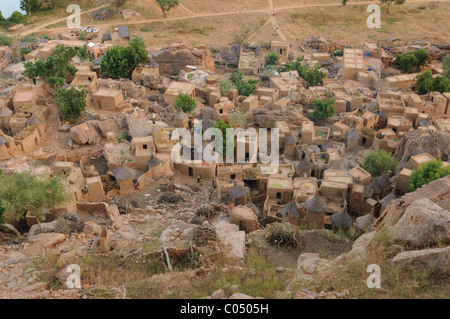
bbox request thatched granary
[305,194,327,228]
[113,165,135,193]
[330,203,353,230]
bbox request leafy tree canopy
[362,150,398,177]
[308,98,336,121]
[0,172,72,222]
[394,49,429,74]
[264,52,280,68]
[279,58,327,87]
[174,93,197,113]
[156,0,180,17]
[409,160,450,192]
[55,86,88,121]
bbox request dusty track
[20,0,450,41]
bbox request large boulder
[151,43,215,75]
[70,121,102,145]
[374,176,450,230]
[125,109,154,137]
[97,119,120,138]
[391,246,450,276]
[388,198,450,248]
[394,129,450,175]
[341,231,378,263]
[214,221,246,259]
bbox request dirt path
[20,4,110,37]
[21,0,450,41]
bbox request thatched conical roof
[368,179,381,194]
[278,199,300,218]
[321,140,334,152]
[175,110,188,120]
[356,212,375,233]
[379,191,396,207]
[246,201,260,217]
[378,109,388,118]
[0,108,12,117]
[305,194,327,213]
[113,165,134,181]
[364,186,374,198]
[147,154,161,167]
[27,115,42,126]
[330,203,352,229]
[221,193,234,205]
[228,183,250,200]
[285,134,298,145]
[347,128,359,141]
[0,135,7,146]
[297,158,314,170]
[376,174,391,188]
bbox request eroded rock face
[341,231,378,263]
[389,198,450,248]
[394,129,450,175]
[374,176,450,230]
[391,246,450,276]
[151,43,215,75]
[296,252,334,283]
[70,121,102,145]
[214,221,246,260]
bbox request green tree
[362,150,398,177]
[100,46,133,79]
[308,98,336,121]
[55,87,88,121]
[0,10,5,22]
[408,160,450,192]
[443,55,450,79]
[23,45,80,87]
[156,0,180,17]
[0,173,72,222]
[20,0,41,15]
[230,69,258,96]
[279,58,327,87]
[9,11,24,24]
[416,70,435,95]
[175,93,197,113]
[128,36,148,65]
[264,52,280,68]
[394,49,429,74]
[101,38,148,79]
[218,78,236,96]
[433,76,450,93]
[380,0,406,14]
[213,120,235,159]
[415,71,450,95]
[342,0,348,6]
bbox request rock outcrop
[70,121,102,145]
[391,246,450,276]
[388,198,450,248]
[374,176,450,230]
[394,129,450,175]
[151,43,215,75]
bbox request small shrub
[264,52,280,68]
[174,93,197,113]
[218,78,236,96]
[308,98,336,120]
[408,160,450,192]
[362,150,398,177]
